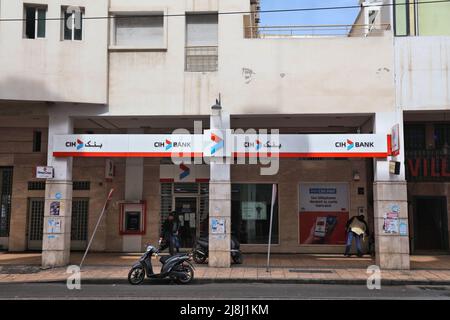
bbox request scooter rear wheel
[193,251,207,264]
[232,253,243,264]
[128,266,145,285]
[176,264,194,285]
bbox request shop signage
[36,166,54,179]
[406,157,450,180]
[159,164,210,182]
[53,133,391,158]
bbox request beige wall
[107,0,395,116]
[0,0,109,104]
[0,127,48,251]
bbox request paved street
[1,282,450,300]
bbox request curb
[2,278,450,286]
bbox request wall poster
[299,183,349,245]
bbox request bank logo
[346,139,354,151]
[76,139,84,150]
[179,163,190,180]
[165,139,172,151]
[256,139,262,151]
[335,139,374,150]
[211,133,224,155]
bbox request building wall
[0,0,109,104]
[396,37,450,111]
[107,0,395,116]
[0,127,48,251]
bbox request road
[1,282,450,300]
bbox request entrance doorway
[160,182,209,249]
[175,197,198,248]
[413,196,449,252]
[27,198,44,250]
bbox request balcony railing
[405,149,450,182]
[244,24,391,39]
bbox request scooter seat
[159,253,186,264]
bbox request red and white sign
[53,133,391,158]
[391,124,400,156]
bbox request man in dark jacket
[344,214,369,257]
[160,212,180,255]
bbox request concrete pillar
[42,106,73,268]
[208,110,231,267]
[122,129,144,252]
[373,111,410,270]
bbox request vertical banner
[299,183,349,245]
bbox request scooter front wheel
[128,266,145,285]
[176,264,194,285]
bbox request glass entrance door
[174,197,198,248]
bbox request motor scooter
[193,234,243,265]
[127,243,195,285]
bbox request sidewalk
[1,252,450,285]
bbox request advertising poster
[47,218,62,234]
[299,183,349,245]
[50,201,60,216]
[211,218,225,234]
[383,204,400,234]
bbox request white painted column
[122,129,144,252]
[42,106,73,268]
[208,110,231,267]
[373,111,410,270]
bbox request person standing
[160,211,180,255]
[344,214,369,257]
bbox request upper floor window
[62,6,84,41]
[404,124,426,150]
[394,0,450,36]
[185,13,218,72]
[113,13,165,48]
[434,124,450,149]
[24,5,47,39]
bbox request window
[394,0,410,36]
[185,13,218,72]
[404,124,426,150]
[434,124,450,149]
[231,184,279,244]
[114,13,164,48]
[394,0,450,36]
[62,7,84,41]
[0,167,13,237]
[32,131,42,152]
[24,5,47,39]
